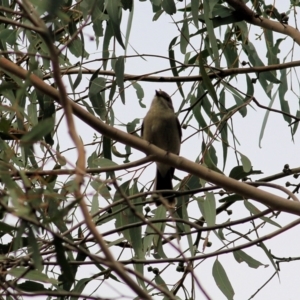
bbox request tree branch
[1,57,300,217]
[224,0,300,45]
[42,59,300,82]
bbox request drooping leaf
[197,193,216,227]
[203,0,220,68]
[198,52,219,108]
[8,268,58,285]
[161,0,176,15]
[278,68,291,124]
[191,0,199,28]
[223,31,239,69]
[27,226,42,271]
[239,153,251,173]
[70,278,91,300]
[20,118,54,145]
[212,259,234,300]
[124,0,134,53]
[54,235,75,291]
[0,222,16,237]
[180,13,189,54]
[143,205,166,255]
[259,242,278,273]
[244,200,281,228]
[181,201,194,256]
[114,56,125,103]
[106,0,125,49]
[88,75,106,119]
[17,281,48,292]
[228,166,262,180]
[102,21,114,69]
[233,250,264,269]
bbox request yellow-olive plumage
[141,90,181,206]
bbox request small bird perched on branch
[141,90,181,206]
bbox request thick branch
[224,0,300,45]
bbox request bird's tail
[155,167,176,206]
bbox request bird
[141,90,181,206]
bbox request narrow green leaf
[13,222,26,251]
[103,136,112,161]
[73,67,82,91]
[181,201,194,256]
[152,205,166,253]
[223,31,239,69]
[161,0,176,15]
[242,40,280,84]
[219,90,228,170]
[53,235,75,288]
[71,278,91,300]
[203,0,220,67]
[143,205,166,255]
[88,76,106,119]
[27,227,42,271]
[114,56,125,103]
[124,0,134,53]
[228,166,262,180]
[198,193,216,227]
[106,0,125,49]
[113,179,131,235]
[20,118,54,145]
[91,3,105,37]
[8,267,58,284]
[259,89,277,147]
[259,242,278,273]
[244,200,281,228]
[279,68,291,123]
[180,13,189,54]
[292,110,300,135]
[223,82,247,117]
[168,36,184,98]
[95,157,118,167]
[67,19,88,58]
[0,222,16,237]
[212,259,234,300]
[202,143,223,174]
[17,281,47,292]
[129,180,144,258]
[218,227,226,240]
[239,153,251,172]
[134,261,146,289]
[0,29,17,46]
[233,250,263,269]
[198,53,219,108]
[102,21,113,69]
[68,37,85,58]
[265,29,276,66]
[0,117,10,132]
[87,151,99,168]
[91,194,99,222]
[190,94,214,138]
[132,82,145,108]
[153,9,164,21]
[191,0,199,28]
[154,273,169,292]
[109,80,117,103]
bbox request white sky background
[37,0,300,299]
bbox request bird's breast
[143,111,180,154]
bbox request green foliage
[0,0,299,299]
